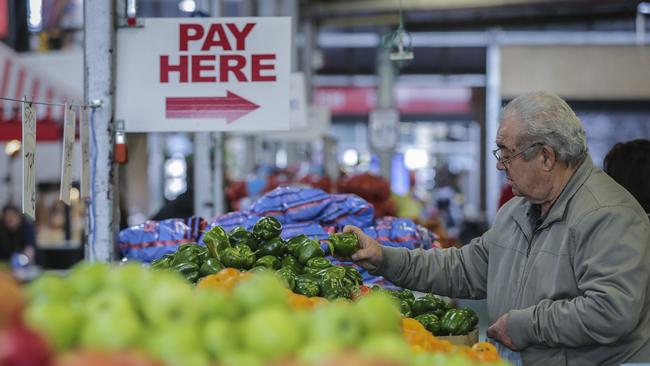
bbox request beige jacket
[376,158,650,365]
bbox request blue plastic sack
[118,216,205,262]
[249,186,331,223]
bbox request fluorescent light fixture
[179,0,197,13]
[5,140,21,156]
[639,2,650,14]
[28,0,43,31]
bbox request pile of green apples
[23,262,503,366]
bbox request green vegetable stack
[150,243,224,283]
[370,287,479,336]
[154,216,365,301]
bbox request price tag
[59,104,76,205]
[80,107,90,199]
[22,99,37,220]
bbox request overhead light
[70,187,80,201]
[639,2,650,15]
[179,0,197,13]
[404,148,429,170]
[5,140,21,157]
[342,149,359,166]
[164,157,187,178]
[28,0,43,31]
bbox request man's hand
[343,225,383,272]
[486,313,517,350]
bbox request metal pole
[302,19,315,103]
[375,45,395,181]
[211,0,226,216]
[147,133,164,216]
[485,31,501,224]
[194,133,212,218]
[84,0,116,262]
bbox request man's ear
[541,145,556,171]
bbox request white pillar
[84,0,116,262]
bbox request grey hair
[501,92,588,166]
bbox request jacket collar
[511,156,594,235]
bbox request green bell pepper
[150,254,173,270]
[254,255,281,270]
[203,225,231,259]
[252,216,282,241]
[457,307,479,329]
[178,243,203,253]
[297,241,325,265]
[440,308,475,335]
[229,226,247,235]
[257,237,286,258]
[305,257,332,270]
[171,249,200,267]
[199,257,224,277]
[281,255,303,274]
[286,234,312,256]
[394,289,415,306]
[415,313,441,335]
[249,266,271,274]
[275,267,297,291]
[327,232,360,257]
[294,275,320,297]
[411,294,446,317]
[229,230,259,251]
[343,266,363,286]
[320,277,350,300]
[399,299,413,318]
[174,262,200,283]
[220,245,255,269]
[321,266,347,281]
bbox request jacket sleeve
[508,206,650,348]
[374,232,490,299]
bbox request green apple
[24,301,80,351]
[79,311,142,350]
[354,292,402,335]
[195,290,238,321]
[25,274,73,304]
[240,307,302,360]
[105,263,153,298]
[202,318,240,361]
[297,341,342,365]
[309,302,361,347]
[144,323,208,366]
[141,275,198,327]
[67,262,111,298]
[359,334,412,364]
[220,352,263,366]
[83,289,135,318]
[232,272,288,312]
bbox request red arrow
[165,91,259,124]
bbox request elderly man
[346,92,650,365]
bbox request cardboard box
[438,327,479,347]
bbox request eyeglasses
[492,143,543,167]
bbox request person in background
[0,204,36,262]
[345,92,650,365]
[603,139,650,216]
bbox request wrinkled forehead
[496,113,522,148]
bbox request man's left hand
[487,313,517,350]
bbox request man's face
[495,116,547,202]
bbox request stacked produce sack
[2,263,506,366]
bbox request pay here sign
[116,17,291,132]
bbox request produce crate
[438,327,479,347]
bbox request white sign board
[266,105,331,141]
[369,108,399,151]
[22,100,36,220]
[80,107,90,200]
[290,72,307,129]
[116,17,291,132]
[59,104,75,205]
